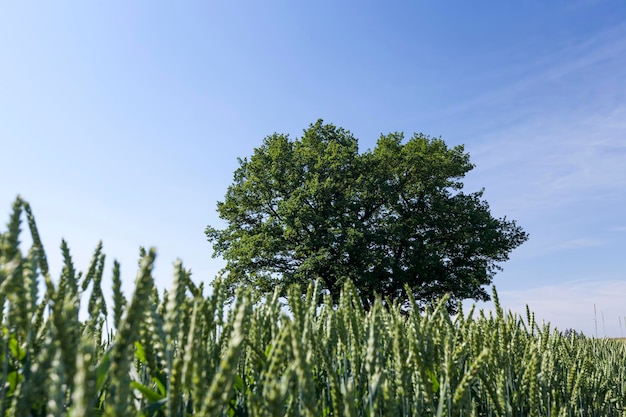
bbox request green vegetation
[2,197,625,416]
[206,120,528,311]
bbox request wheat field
[1,196,625,416]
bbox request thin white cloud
[551,237,606,251]
[444,22,626,122]
[463,107,626,220]
[472,280,626,338]
[449,23,626,335]
[457,26,626,216]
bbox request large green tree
[206,120,528,310]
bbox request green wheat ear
[111,260,125,331]
[104,247,157,417]
[22,200,49,277]
[2,196,23,259]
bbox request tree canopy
[206,120,528,311]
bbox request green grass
[1,196,626,416]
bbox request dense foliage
[206,120,528,310]
[1,197,625,416]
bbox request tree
[206,120,528,311]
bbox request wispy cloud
[445,22,626,123]
[446,21,626,315]
[472,279,626,337]
[550,237,606,251]
[453,23,626,219]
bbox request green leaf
[131,381,165,402]
[95,348,112,392]
[153,375,166,397]
[138,397,168,416]
[134,340,146,363]
[233,374,244,392]
[6,370,21,393]
[8,333,25,361]
[427,369,439,393]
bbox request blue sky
[2,1,625,336]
